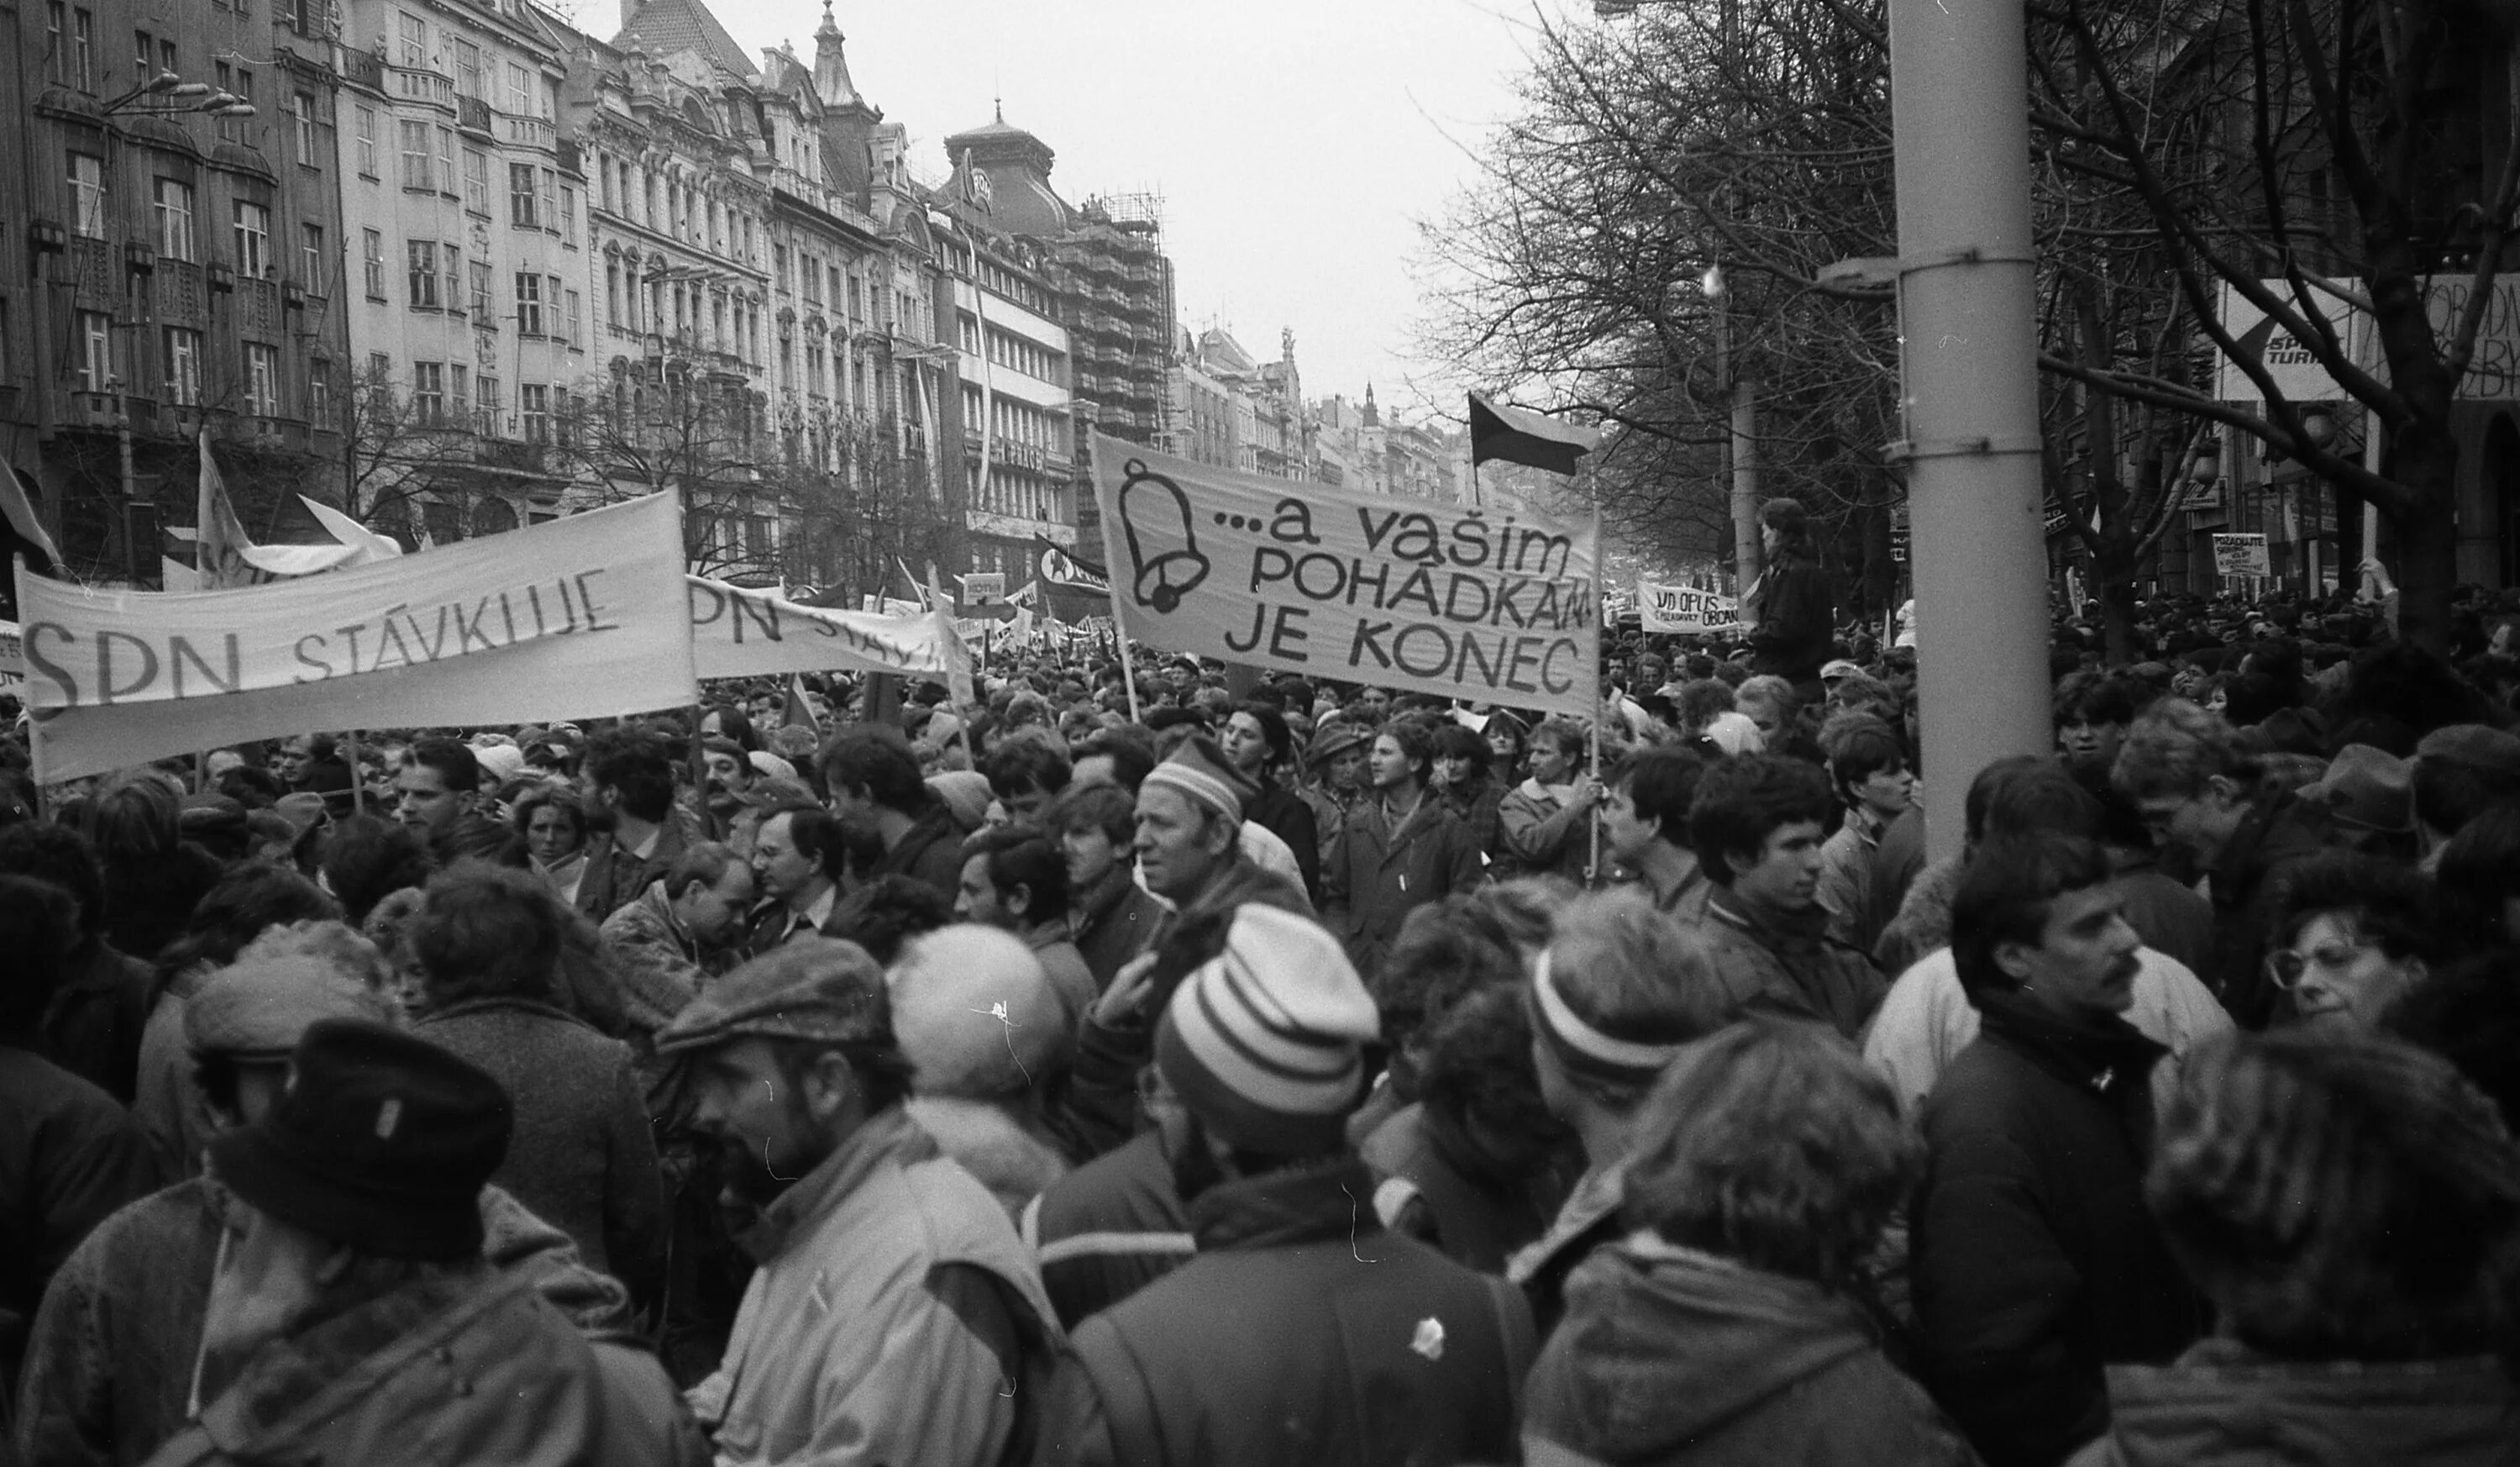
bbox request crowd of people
[3,506,2520,1465]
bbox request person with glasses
[2265,851,2446,1033]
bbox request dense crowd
[3,505,2519,1467]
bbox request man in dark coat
[1038,906,1532,1466]
[824,728,965,903]
[1741,497,1834,694]
[1688,756,1885,1039]
[1913,833,2203,1467]
[1324,719,1484,981]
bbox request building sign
[2216,277,2520,402]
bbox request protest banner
[1091,434,1599,718]
[686,578,958,681]
[2212,533,2272,577]
[959,572,1006,607]
[1636,578,1738,634]
[17,493,694,782]
[0,619,20,676]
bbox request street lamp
[103,70,255,118]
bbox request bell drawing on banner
[1117,458,1210,614]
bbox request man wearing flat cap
[135,1018,705,1467]
[1038,906,1532,1467]
[655,939,1061,1467]
[16,954,632,1467]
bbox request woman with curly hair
[1523,1018,1977,1465]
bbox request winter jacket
[1361,1101,1567,1275]
[39,942,152,1105]
[573,812,701,926]
[1039,1158,1534,1467]
[413,997,664,1281]
[1523,1234,1980,1467]
[1437,771,1506,868]
[906,1096,1072,1219]
[1247,786,1324,908]
[1021,1130,1195,1332]
[2065,1339,2520,1467]
[2199,792,2335,1027]
[1499,778,1595,884]
[1816,812,1895,954]
[138,1265,704,1467]
[1025,928,1100,1033]
[1509,1161,1628,1343]
[596,881,711,1041]
[131,964,218,1178]
[1068,877,1168,995]
[1698,886,1887,1041]
[1913,991,2204,1467]
[1324,793,1486,979]
[0,1049,162,1392]
[1863,947,2233,1120]
[1746,551,1834,687]
[688,1105,1059,1467]
[867,801,969,905]
[15,1178,632,1467]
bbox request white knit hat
[1156,905,1380,1155]
[887,925,1068,1100]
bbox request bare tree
[557,358,786,580]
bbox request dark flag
[2,459,63,620]
[1467,392,1602,476]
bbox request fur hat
[887,925,1070,1099]
[2148,1029,2520,1359]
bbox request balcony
[457,95,493,137]
[390,66,455,109]
[341,48,384,92]
[500,112,554,150]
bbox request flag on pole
[297,497,405,568]
[0,459,62,619]
[196,431,261,590]
[782,674,822,734]
[1467,392,1601,476]
[925,565,977,712]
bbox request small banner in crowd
[2212,532,2272,577]
[1636,578,1738,634]
[1091,434,1600,718]
[686,578,959,681]
[17,492,695,782]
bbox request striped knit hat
[1157,904,1380,1156]
[1141,736,1257,824]
[1528,946,1691,1091]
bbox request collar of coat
[739,1104,938,1263]
[1972,986,2167,1100]
[1184,1154,1383,1254]
[195,1262,506,1450]
[1707,883,1833,954]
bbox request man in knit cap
[134,1019,704,1466]
[1038,904,1533,1467]
[14,954,630,1467]
[2066,1029,2520,1464]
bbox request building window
[298,223,324,292]
[134,29,153,82]
[538,169,558,231]
[565,290,581,348]
[514,271,543,334]
[508,163,538,227]
[160,329,202,405]
[443,245,462,312]
[470,260,492,318]
[362,229,386,297]
[308,357,331,421]
[46,4,65,84]
[407,240,439,307]
[232,201,271,278]
[504,61,531,117]
[478,375,500,434]
[354,106,377,176]
[521,383,548,443]
[453,38,480,97]
[560,186,576,243]
[397,12,427,69]
[68,152,106,238]
[435,128,455,197]
[449,364,468,418]
[291,91,318,165]
[412,360,444,422]
[73,8,94,92]
[463,149,488,213]
[77,312,113,392]
[244,343,280,417]
[606,260,622,328]
[153,178,195,260]
[399,120,432,190]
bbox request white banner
[687,579,958,681]
[1092,435,1599,718]
[1636,578,1737,634]
[18,494,696,782]
[2212,532,2272,577]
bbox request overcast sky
[683,0,1571,427]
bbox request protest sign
[687,578,958,681]
[1636,578,1738,634]
[2212,533,2272,577]
[17,492,694,782]
[0,619,20,676]
[959,572,1006,607]
[1091,434,1599,718]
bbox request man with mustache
[1911,833,2204,1467]
[653,939,1058,1467]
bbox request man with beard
[1913,834,2203,1467]
[1690,755,1887,1040]
[1037,905,1531,1467]
[654,939,1060,1467]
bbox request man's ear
[1005,883,1034,922]
[803,1051,858,1123]
[1993,939,2038,986]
